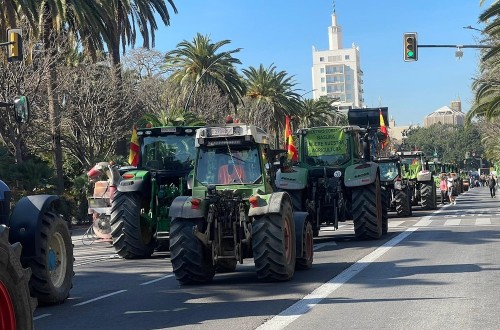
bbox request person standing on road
[488,175,496,198]
[447,174,457,205]
[440,173,448,204]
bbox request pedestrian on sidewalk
[439,173,448,204]
[447,174,457,205]
[488,175,496,198]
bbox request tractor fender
[168,196,205,219]
[344,162,379,187]
[248,191,291,217]
[9,195,60,258]
[275,166,308,190]
[117,177,149,193]
[417,170,432,182]
[293,211,309,259]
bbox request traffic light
[403,32,418,61]
[7,28,23,62]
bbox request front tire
[252,196,296,281]
[420,182,437,210]
[296,221,314,270]
[381,188,389,235]
[352,176,383,240]
[110,192,156,259]
[395,189,412,217]
[0,225,36,330]
[170,218,215,284]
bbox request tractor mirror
[13,95,29,123]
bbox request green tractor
[110,126,199,258]
[275,108,387,239]
[397,151,437,210]
[168,124,313,284]
[375,155,413,217]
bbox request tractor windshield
[141,135,196,171]
[379,162,399,181]
[195,145,262,185]
[304,128,350,166]
[400,157,421,179]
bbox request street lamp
[184,52,230,111]
[463,25,483,33]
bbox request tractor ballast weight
[169,124,313,284]
[275,121,387,240]
[110,126,199,259]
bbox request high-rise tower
[311,5,364,110]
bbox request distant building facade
[423,100,465,127]
[311,8,364,110]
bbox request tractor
[275,108,388,239]
[168,124,313,284]
[1,95,74,329]
[397,150,437,210]
[110,126,199,258]
[374,155,413,217]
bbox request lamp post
[184,52,230,111]
[463,25,483,33]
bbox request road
[34,187,500,329]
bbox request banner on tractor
[306,128,347,157]
[128,125,139,166]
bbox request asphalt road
[34,186,500,330]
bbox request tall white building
[311,8,364,110]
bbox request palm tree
[296,97,347,128]
[164,33,245,111]
[242,63,301,147]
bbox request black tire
[395,189,412,217]
[23,213,74,305]
[170,218,215,284]
[252,196,296,281]
[381,188,389,235]
[110,191,155,259]
[285,189,304,212]
[420,182,436,210]
[352,176,383,240]
[296,221,314,270]
[215,259,237,273]
[0,225,36,330]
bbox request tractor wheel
[252,197,296,281]
[295,221,314,270]
[0,225,36,330]
[352,176,383,240]
[286,190,304,212]
[215,259,237,273]
[24,213,74,305]
[395,189,412,217]
[110,191,156,259]
[381,188,389,235]
[170,218,215,284]
[420,182,437,210]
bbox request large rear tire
[296,221,314,270]
[420,182,437,210]
[23,213,74,305]
[381,188,389,235]
[110,191,155,259]
[352,176,383,240]
[0,225,36,330]
[252,197,296,281]
[395,189,412,217]
[170,218,215,284]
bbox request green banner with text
[306,128,347,156]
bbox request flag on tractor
[128,125,140,166]
[379,109,388,149]
[284,116,298,161]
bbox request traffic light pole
[418,44,492,49]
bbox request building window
[346,85,351,90]
[321,87,326,92]
[320,57,324,62]
[320,68,325,73]
[321,77,325,83]
[346,75,351,81]
[345,55,350,60]
[346,94,352,101]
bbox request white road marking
[476,218,491,225]
[140,274,175,285]
[388,221,405,228]
[444,219,461,226]
[33,314,51,320]
[313,242,337,251]
[256,227,418,330]
[73,290,127,307]
[415,216,432,227]
[74,254,117,267]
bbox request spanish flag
[284,116,298,161]
[128,125,139,166]
[379,109,388,149]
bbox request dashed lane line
[140,274,175,286]
[33,314,51,321]
[73,290,127,307]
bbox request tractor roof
[397,150,424,157]
[137,126,199,137]
[298,125,363,134]
[196,124,269,146]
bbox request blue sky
[150,1,489,126]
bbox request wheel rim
[0,280,16,330]
[283,215,293,264]
[49,232,67,288]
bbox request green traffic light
[407,50,414,57]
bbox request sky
[148,0,490,126]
